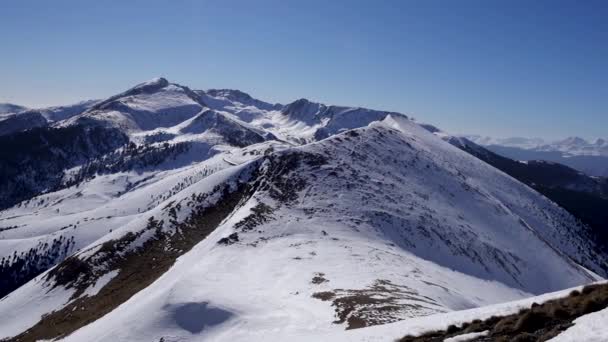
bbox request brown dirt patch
[313,279,444,330]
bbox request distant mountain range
[466,136,608,155]
[466,135,608,176]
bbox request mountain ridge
[0,78,606,342]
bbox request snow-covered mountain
[548,137,608,156]
[0,78,606,342]
[0,100,98,136]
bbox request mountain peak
[594,138,607,146]
[130,77,170,93]
[87,77,208,115]
[559,136,588,146]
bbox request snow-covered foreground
[0,78,606,341]
[550,307,608,342]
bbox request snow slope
[0,78,606,342]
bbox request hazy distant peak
[0,103,28,115]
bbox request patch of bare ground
[312,272,329,284]
[313,279,444,330]
[398,282,608,342]
[4,182,251,342]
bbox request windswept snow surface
[0,78,606,341]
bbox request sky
[0,0,606,139]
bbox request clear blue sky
[1,0,606,139]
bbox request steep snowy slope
[431,129,608,266]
